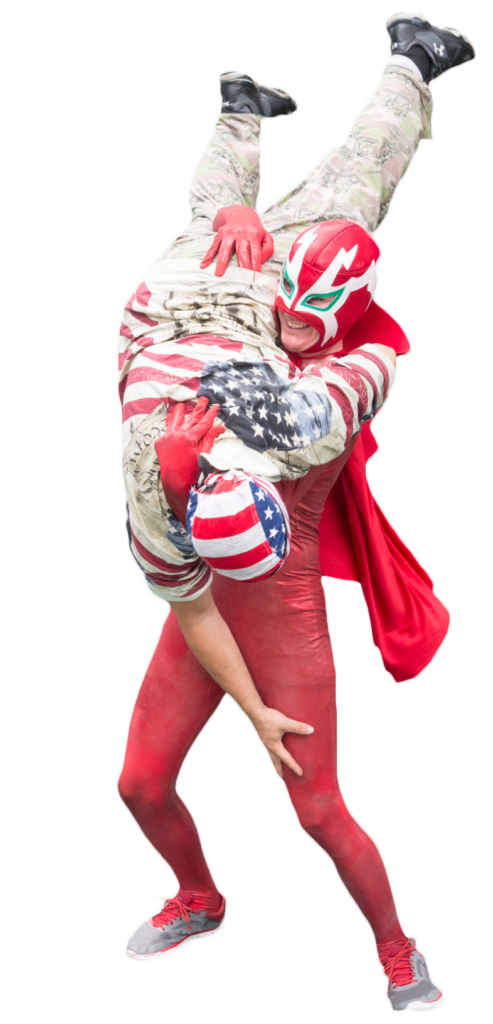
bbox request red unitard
[119,447,406,944]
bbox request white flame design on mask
[280,225,377,346]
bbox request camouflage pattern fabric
[166,65,432,276]
[119,65,430,601]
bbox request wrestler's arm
[307,342,396,369]
[161,352,395,774]
[170,588,314,779]
[374,344,396,365]
[170,591,262,717]
[155,399,314,779]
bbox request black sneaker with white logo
[220,72,296,117]
[387,13,475,82]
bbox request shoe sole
[257,83,299,114]
[398,991,443,1011]
[436,24,475,56]
[126,921,222,960]
[386,13,428,29]
[220,72,256,86]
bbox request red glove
[154,397,225,526]
[200,205,274,277]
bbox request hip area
[243,453,356,610]
[213,552,327,637]
[212,471,337,628]
[276,440,355,523]
[212,538,332,674]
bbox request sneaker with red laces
[377,937,442,1011]
[126,891,226,959]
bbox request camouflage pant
[165,65,432,277]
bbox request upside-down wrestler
[118,16,474,1010]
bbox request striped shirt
[120,259,394,600]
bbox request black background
[109,14,477,991]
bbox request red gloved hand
[154,397,225,526]
[200,205,274,277]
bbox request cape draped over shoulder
[317,300,450,682]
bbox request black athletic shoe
[387,13,475,82]
[257,79,299,120]
[220,72,296,116]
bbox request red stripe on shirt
[174,570,212,597]
[120,322,135,342]
[180,334,244,352]
[192,502,259,540]
[119,349,135,371]
[127,309,160,328]
[143,352,207,372]
[132,533,195,573]
[352,349,389,399]
[135,281,152,307]
[122,398,164,422]
[146,567,211,594]
[333,365,370,421]
[204,540,272,570]
[145,569,198,587]
[125,366,189,388]
[325,383,354,445]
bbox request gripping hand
[154,397,225,524]
[200,205,274,276]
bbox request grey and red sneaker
[126,891,226,960]
[387,14,475,82]
[378,937,443,1011]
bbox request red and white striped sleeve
[314,343,395,451]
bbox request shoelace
[377,938,416,991]
[152,893,207,929]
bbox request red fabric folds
[317,299,449,681]
[319,423,449,682]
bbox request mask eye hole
[302,288,344,312]
[281,269,294,299]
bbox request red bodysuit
[119,446,406,943]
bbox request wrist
[246,701,269,726]
[161,484,190,528]
[212,205,262,231]
[163,467,198,495]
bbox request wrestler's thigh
[123,610,224,772]
[212,568,338,784]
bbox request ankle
[377,936,412,964]
[406,45,432,84]
[178,888,222,912]
[387,54,424,81]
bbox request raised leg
[164,113,261,261]
[262,65,432,274]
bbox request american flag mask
[274,219,380,354]
[186,470,291,582]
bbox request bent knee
[117,769,144,809]
[117,765,174,811]
[293,787,345,840]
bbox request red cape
[318,301,450,682]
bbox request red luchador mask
[274,220,380,355]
